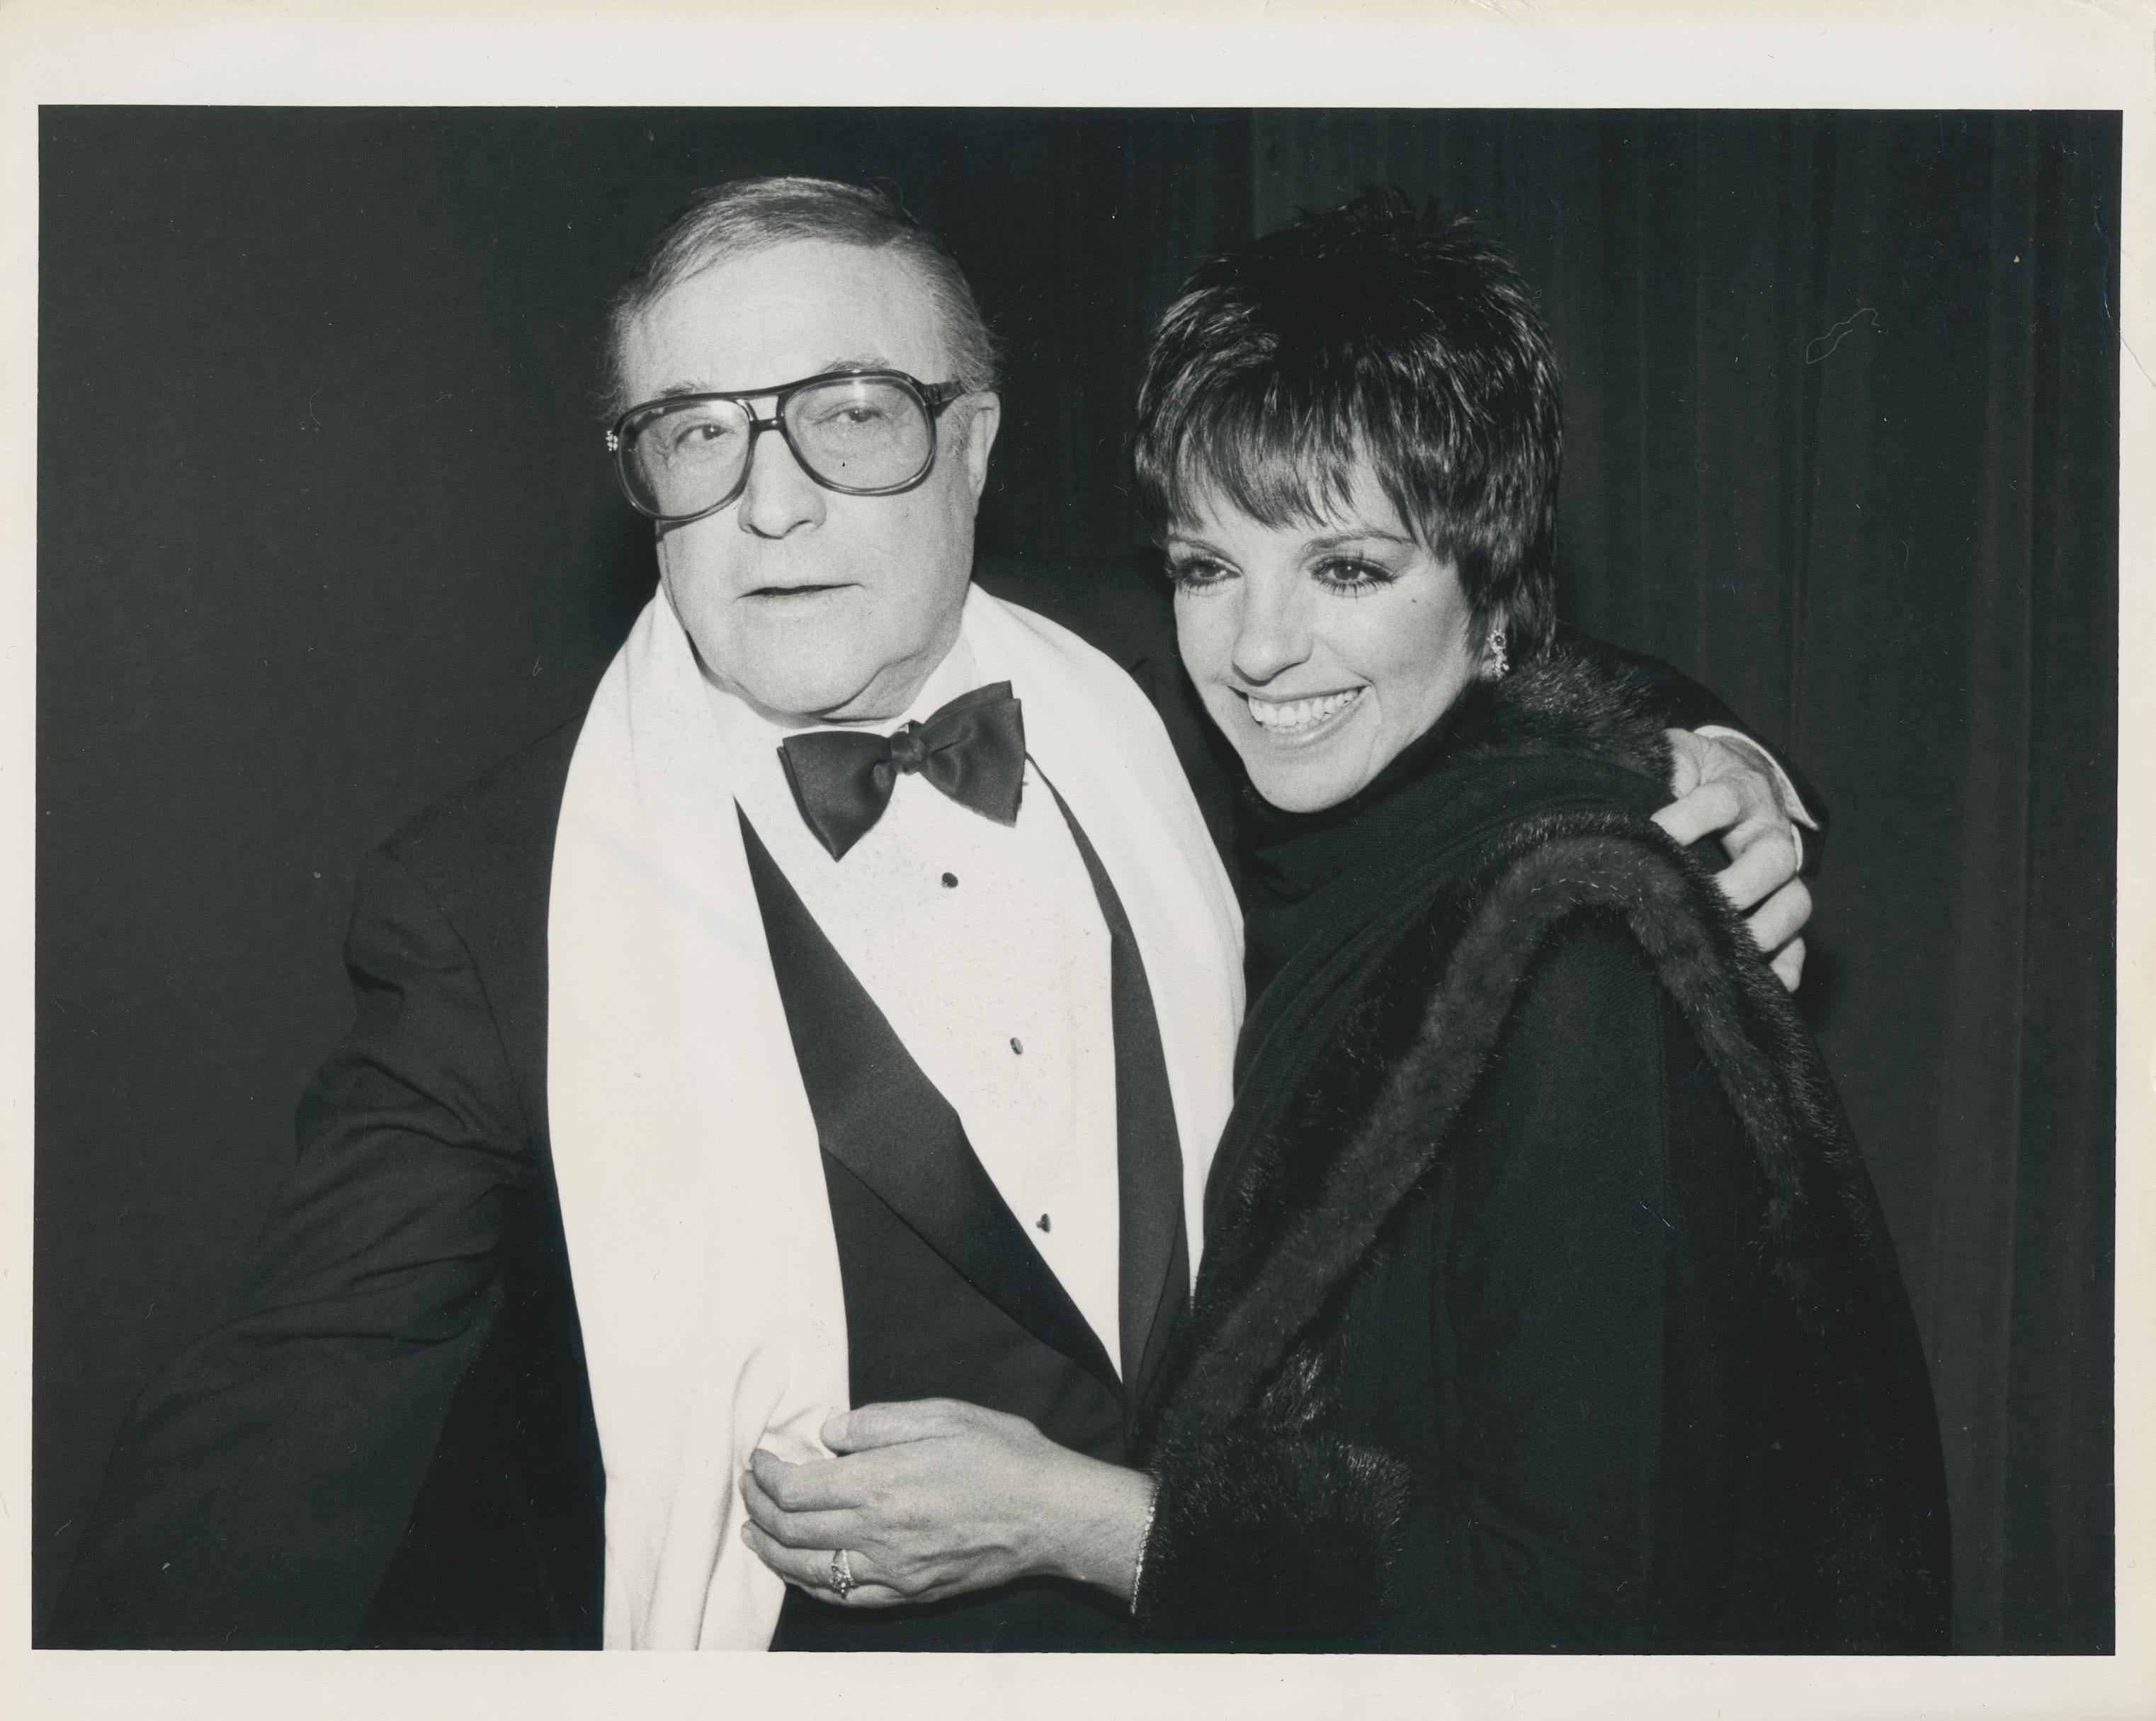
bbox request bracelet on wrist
[1128,1479,1161,1615]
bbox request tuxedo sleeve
[47,849,539,1648]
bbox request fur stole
[1135,648,1950,1650]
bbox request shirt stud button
[1009,1037,1023,1055]
[1036,1213,1051,1232]
[941,872,958,888]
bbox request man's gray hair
[605,175,1002,417]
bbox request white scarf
[546,583,1243,1648]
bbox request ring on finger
[829,1547,857,1600]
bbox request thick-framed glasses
[606,369,970,526]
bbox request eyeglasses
[606,368,970,525]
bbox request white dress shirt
[707,640,1126,1379]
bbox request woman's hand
[738,1398,1155,1610]
[1658,728,1814,992]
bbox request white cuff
[1693,724,1819,868]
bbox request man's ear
[958,393,1002,504]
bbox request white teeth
[1244,688,1363,732]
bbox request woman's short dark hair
[1134,189,1562,659]
[605,175,1000,418]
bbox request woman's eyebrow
[1163,526,1417,557]
[1303,527,1416,551]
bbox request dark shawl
[1133,647,1951,1652]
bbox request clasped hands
[739,1399,1152,1609]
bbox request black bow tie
[777,681,1027,860]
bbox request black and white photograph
[4,6,2148,1717]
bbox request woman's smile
[1239,686,1368,738]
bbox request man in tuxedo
[50,176,1815,1651]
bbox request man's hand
[738,1398,1153,1609]
[1656,729,1812,993]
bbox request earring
[1486,625,1510,681]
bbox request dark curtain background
[35,109,2116,1652]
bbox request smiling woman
[1164,479,1482,814]
[1141,205,1558,814]
[1118,193,1946,1649]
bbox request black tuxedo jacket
[48,559,1805,1649]
[54,715,602,1647]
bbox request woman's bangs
[1162,391,1366,533]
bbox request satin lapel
[738,813,1120,1397]
[1040,781,1188,1411]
